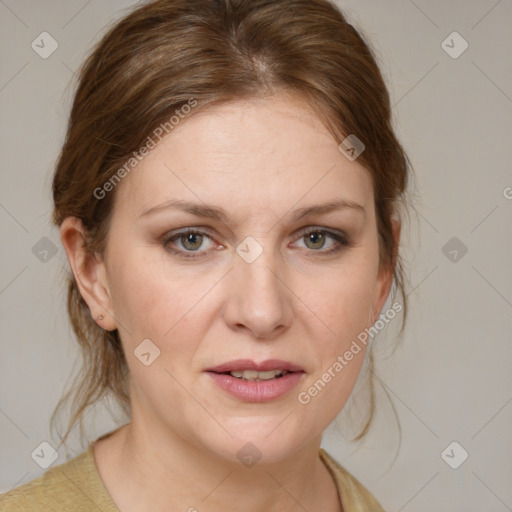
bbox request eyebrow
[139,198,365,223]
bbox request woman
[0,0,410,510]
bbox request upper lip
[205,359,304,373]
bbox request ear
[370,218,401,324]
[59,217,117,331]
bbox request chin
[205,418,308,467]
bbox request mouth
[210,369,294,381]
[204,359,305,402]
[206,358,304,371]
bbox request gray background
[1,1,511,511]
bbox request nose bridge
[239,247,279,296]
[224,235,292,337]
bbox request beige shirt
[0,435,385,511]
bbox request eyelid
[161,225,351,259]
[162,228,221,254]
[294,225,348,239]
[291,226,350,250]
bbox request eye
[292,228,351,255]
[163,229,218,259]
[162,227,351,260]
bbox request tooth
[228,369,288,380]
[257,370,281,380]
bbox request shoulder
[0,445,119,512]
[319,448,386,512]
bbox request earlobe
[59,217,117,331]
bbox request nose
[222,243,293,340]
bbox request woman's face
[91,93,393,463]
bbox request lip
[205,359,304,373]
[205,371,305,403]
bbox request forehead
[115,93,374,222]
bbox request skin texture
[60,92,398,512]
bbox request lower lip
[205,371,305,403]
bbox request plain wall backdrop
[1,1,511,511]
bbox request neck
[95,419,342,512]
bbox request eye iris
[305,232,325,250]
[181,233,203,250]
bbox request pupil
[306,232,324,249]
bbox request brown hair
[51,0,412,450]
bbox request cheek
[107,247,218,354]
[303,258,379,349]
[296,265,377,422]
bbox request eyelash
[162,227,352,260]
